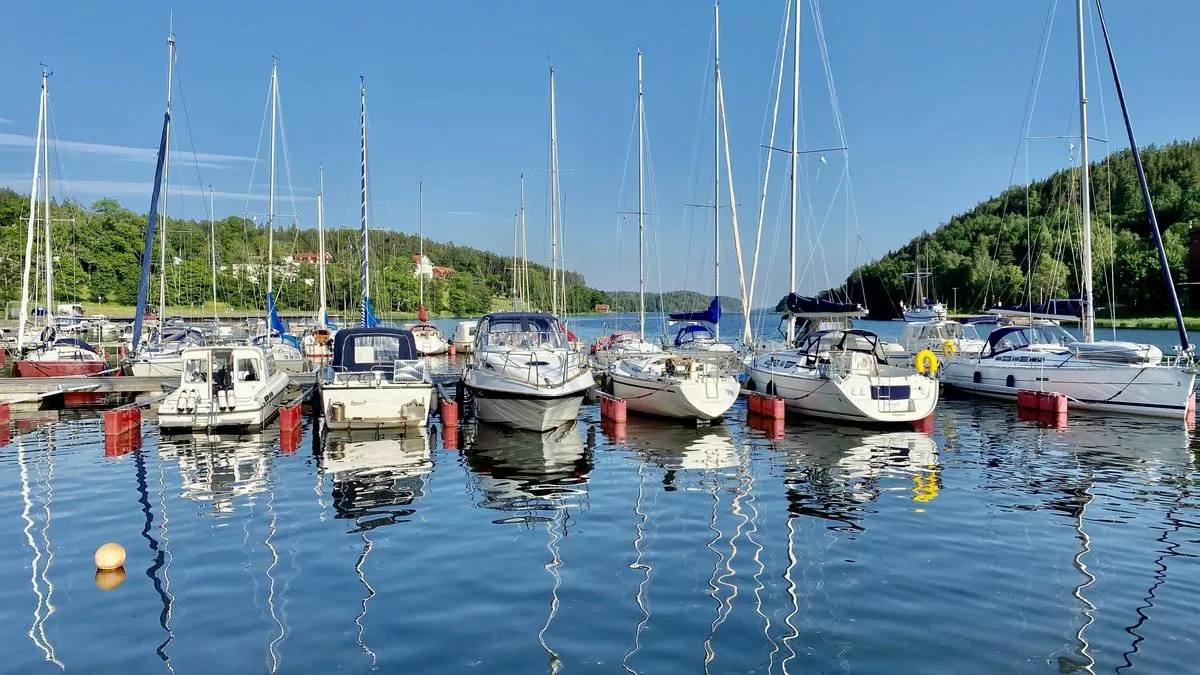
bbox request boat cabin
[981,324,1076,358]
[476,312,569,351]
[181,346,278,392]
[328,326,425,383]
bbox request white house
[412,254,434,280]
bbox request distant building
[412,254,434,280]
[594,303,610,313]
[432,266,455,279]
[294,251,333,265]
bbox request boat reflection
[315,428,432,532]
[158,430,279,515]
[461,422,591,520]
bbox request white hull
[452,340,475,353]
[747,353,938,425]
[609,358,739,421]
[941,359,1196,419]
[159,375,290,431]
[129,356,184,378]
[319,382,432,430]
[472,392,585,432]
[274,355,310,374]
[414,333,449,356]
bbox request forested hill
[0,188,606,316]
[829,139,1200,319]
[600,290,742,314]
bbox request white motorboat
[885,320,987,367]
[408,322,449,356]
[452,320,478,353]
[608,354,738,423]
[158,345,290,431]
[746,328,939,425]
[590,330,662,369]
[318,326,432,430]
[940,323,1196,419]
[464,312,594,431]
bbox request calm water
[1,395,1198,673]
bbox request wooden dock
[0,373,317,399]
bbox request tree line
[823,139,1200,319]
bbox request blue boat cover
[331,326,417,371]
[362,297,380,328]
[673,324,716,347]
[669,297,720,324]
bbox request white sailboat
[409,181,449,356]
[940,0,1197,419]
[301,167,335,365]
[14,68,107,379]
[254,59,306,374]
[317,79,433,431]
[607,49,738,424]
[464,311,594,431]
[899,250,947,322]
[744,0,938,425]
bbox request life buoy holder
[941,340,958,357]
[915,349,939,376]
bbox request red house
[295,252,333,264]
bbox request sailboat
[300,167,335,365]
[408,180,449,356]
[316,78,433,431]
[744,0,938,425]
[940,0,1197,419]
[13,68,107,379]
[606,50,739,423]
[898,245,947,322]
[252,59,306,374]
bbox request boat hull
[158,381,290,431]
[941,359,1196,419]
[414,334,449,356]
[746,360,938,425]
[128,357,184,378]
[318,382,432,430]
[470,389,586,432]
[609,370,738,422]
[13,360,107,378]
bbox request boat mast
[520,173,529,308]
[266,58,278,323]
[549,66,560,317]
[41,80,52,331]
[209,186,218,321]
[786,0,799,344]
[418,179,425,309]
[16,68,47,349]
[713,1,721,341]
[160,31,174,320]
[1075,0,1095,343]
[317,166,328,326]
[359,77,371,324]
[637,48,646,340]
[512,206,519,311]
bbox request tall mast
[209,186,218,321]
[160,31,174,319]
[512,207,519,310]
[520,173,529,307]
[786,0,799,344]
[267,58,278,299]
[1075,0,1095,343]
[359,76,371,322]
[418,180,425,307]
[713,1,721,340]
[17,69,47,349]
[41,73,52,329]
[317,166,327,326]
[637,49,646,340]
[549,66,560,317]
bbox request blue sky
[1,1,1198,305]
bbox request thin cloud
[0,132,253,166]
[0,117,12,124]
[0,175,314,203]
[446,210,482,217]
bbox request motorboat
[607,354,738,423]
[940,323,1196,419]
[590,330,662,369]
[464,312,594,431]
[452,320,478,353]
[886,320,986,367]
[745,328,939,425]
[157,345,290,431]
[318,326,432,430]
[126,326,207,377]
[407,322,449,356]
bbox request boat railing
[482,348,587,391]
[322,359,428,385]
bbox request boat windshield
[797,329,887,363]
[985,324,1076,357]
[481,316,567,349]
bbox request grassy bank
[1093,316,1200,331]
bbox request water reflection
[315,429,432,532]
[462,422,591,520]
[158,431,279,515]
[18,427,63,669]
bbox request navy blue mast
[1094,0,1189,352]
[131,112,170,354]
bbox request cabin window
[353,335,404,364]
[237,358,261,382]
[184,357,208,383]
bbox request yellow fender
[915,349,939,376]
[941,340,958,357]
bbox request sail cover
[362,297,380,328]
[668,297,721,324]
[785,293,866,317]
[986,298,1083,321]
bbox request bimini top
[331,326,418,371]
[983,324,1075,357]
[674,323,716,347]
[785,293,867,318]
[797,328,888,363]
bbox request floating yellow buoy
[95,566,126,591]
[94,543,126,570]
